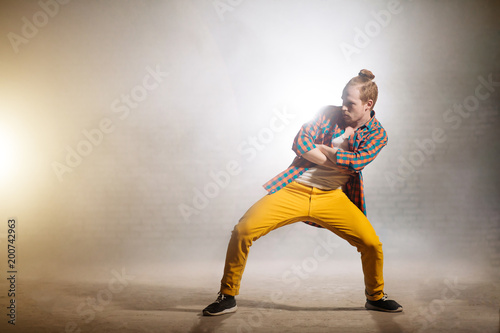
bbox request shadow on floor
[238,298,366,312]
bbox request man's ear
[365,99,374,111]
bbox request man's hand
[344,126,354,139]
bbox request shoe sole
[202,305,238,316]
[365,302,403,313]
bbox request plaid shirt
[262,106,388,228]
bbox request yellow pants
[220,181,385,301]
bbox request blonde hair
[344,69,378,110]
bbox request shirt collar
[360,110,376,130]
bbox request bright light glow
[285,78,343,115]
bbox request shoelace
[380,293,389,301]
[215,292,226,303]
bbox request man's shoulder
[371,117,385,130]
[315,105,342,123]
[367,115,388,141]
[367,112,386,131]
[321,105,342,116]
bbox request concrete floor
[0,260,498,333]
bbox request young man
[203,69,403,315]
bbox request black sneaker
[365,293,403,312]
[202,292,237,316]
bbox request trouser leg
[309,187,385,301]
[220,182,309,296]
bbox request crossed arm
[302,145,339,167]
[292,106,386,172]
[301,126,354,167]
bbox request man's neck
[350,112,372,130]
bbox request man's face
[341,85,372,126]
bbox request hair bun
[358,69,375,80]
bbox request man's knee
[361,237,383,253]
[232,220,253,239]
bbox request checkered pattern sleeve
[336,126,388,171]
[291,110,325,156]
